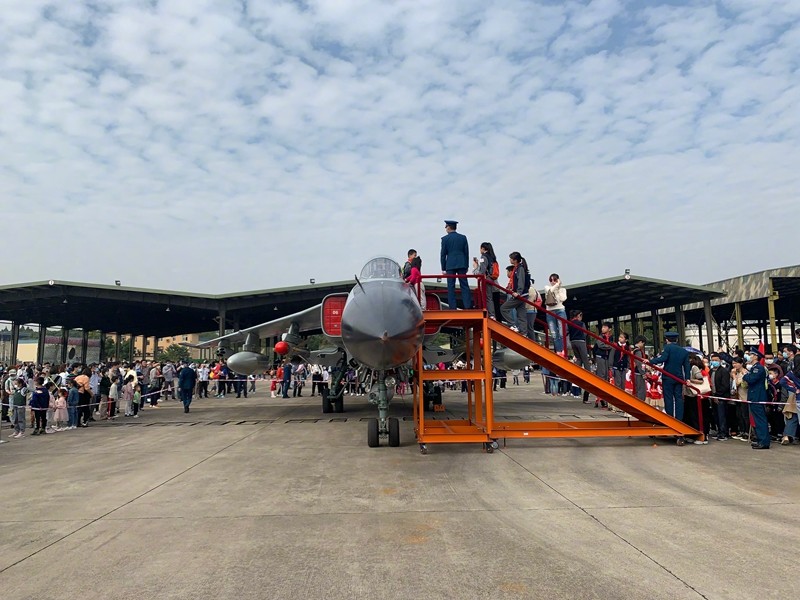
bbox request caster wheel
[419,444,428,455]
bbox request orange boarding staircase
[413,303,701,453]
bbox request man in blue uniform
[648,331,691,445]
[743,346,769,449]
[440,220,473,309]
[177,362,197,413]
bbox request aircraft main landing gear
[321,388,344,414]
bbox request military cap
[748,346,764,359]
[444,220,458,227]
[664,331,679,340]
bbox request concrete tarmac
[1,380,798,599]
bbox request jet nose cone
[341,281,425,370]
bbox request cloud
[0,0,798,300]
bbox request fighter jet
[194,257,427,448]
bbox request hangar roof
[0,274,727,338]
[0,280,355,338]
[554,275,726,322]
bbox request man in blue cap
[440,220,473,309]
[743,346,769,449]
[648,331,692,445]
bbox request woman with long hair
[471,242,498,319]
[500,252,531,335]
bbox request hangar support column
[218,305,227,338]
[767,279,779,354]
[703,300,715,355]
[10,323,20,365]
[61,328,69,364]
[650,311,661,354]
[81,330,89,364]
[674,305,686,346]
[37,326,46,365]
[734,303,745,351]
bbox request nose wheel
[366,417,400,448]
[367,418,379,447]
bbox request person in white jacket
[543,274,568,353]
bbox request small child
[67,379,81,429]
[108,376,120,418]
[45,382,57,433]
[11,378,27,438]
[54,388,69,431]
[131,384,141,418]
[121,375,134,416]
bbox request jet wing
[192,304,323,349]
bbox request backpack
[489,260,499,280]
[545,286,558,306]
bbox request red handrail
[413,273,700,397]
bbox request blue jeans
[67,404,78,428]
[446,268,473,309]
[546,309,567,352]
[662,379,684,421]
[784,412,798,439]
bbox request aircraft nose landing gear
[367,417,400,448]
[366,373,400,448]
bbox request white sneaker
[11,432,20,438]
[133,415,139,418]
[510,326,519,333]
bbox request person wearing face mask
[777,369,800,445]
[730,357,750,440]
[709,353,731,440]
[766,365,786,441]
[743,347,769,449]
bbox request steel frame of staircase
[413,309,701,451]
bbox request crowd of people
[0,359,265,439]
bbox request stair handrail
[479,277,702,396]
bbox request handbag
[696,377,712,395]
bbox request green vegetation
[156,343,190,363]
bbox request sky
[1,0,799,294]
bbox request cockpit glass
[359,257,402,280]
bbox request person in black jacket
[612,332,630,392]
[29,376,50,436]
[709,353,731,440]
[569,310,591,404]
[500,252,531,335]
